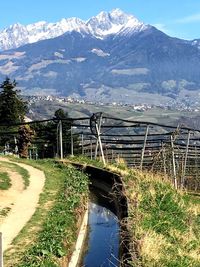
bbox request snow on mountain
[86,8,145,38]
[0,9,147,51]
[91,48,110,57]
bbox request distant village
[25,95,200,113]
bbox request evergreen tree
[0,77,27,124]
[0,78,28,153]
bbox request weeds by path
[0,171,11,190]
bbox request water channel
[81,188,120,267]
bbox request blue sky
[1,0,200,40]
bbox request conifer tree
[0,78,28,153]
[0,77,27,124]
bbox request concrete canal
[81,188,120,266]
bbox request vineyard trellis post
[171,135,178,189]
[90,137,93,159]
[162,142,167,177]
[70,125,74,157]
[58,120,63,159]
[94,115,106,165]
[181,130,191,188]
[81,133,84,155]
[140,124,149,170]
[94,115,102,159]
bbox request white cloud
[176,13,200,24]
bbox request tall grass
[125,170,200,266]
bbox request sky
[1,0,200,40]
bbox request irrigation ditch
[64,161,133,267]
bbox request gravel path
[0,158,45,252]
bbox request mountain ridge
[0,8,147,51]
[0,9,200,106]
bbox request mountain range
[0,9,200,105]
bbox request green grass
[4,159,89,267]
[14,164,30,189]
[66,155,105,169]
[0,171,11,190]
[0,207,11,217]
[0,161,30,189]
[125,170,200,267]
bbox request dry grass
[121,166,200,266]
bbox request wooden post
[90,137,93,160]
[81,133,84,155]
[95,124,106,165]
[70,126,74,157]
[95,119,105,165]
[56,121,59,158]
[59,120,63,159]
[162,142,167,177]
[171,135,178,189]
[0,232,3,267]
[195,145,198,191]
[105,146,108,163]
[94,138,99,159]
[29,149,32,160]
[94,115,102,159]
[181,130,191,188]
[140,125,149,170]
[111,149,114,162]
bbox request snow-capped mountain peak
[0,8,147,51]
[86,9,145,37]
[110,8,135,24]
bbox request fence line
[0,113,200,190]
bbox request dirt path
[0,158,45,252]
[0,169,24,212]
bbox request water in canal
[81,189,120,267]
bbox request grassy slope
[124,169,200,267]
[4,159,89,267]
